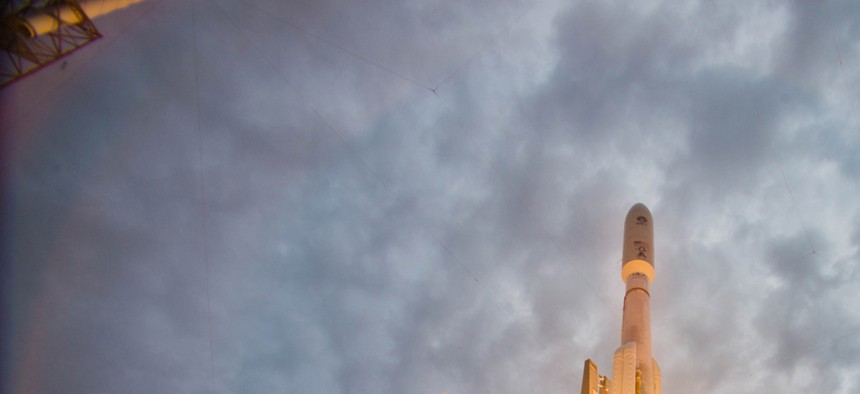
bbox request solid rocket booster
[611,203,659,394]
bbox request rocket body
[581,203,661,394]
[614,203,657,394]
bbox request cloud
[3,0,860,393]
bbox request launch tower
[1,0,143,87]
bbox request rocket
[581,203,661,394]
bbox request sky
[1,0,859,393]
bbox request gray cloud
[3,0,860,393]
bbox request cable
[212,0,487,320]
[426,88,612,388]
[219,0,537,97]
[685,4,860,388]
[706,0,818,256]
[7,0,165,135]
[733,329,860,381]
[208,0,580,387]
[821,0,859,132]
[433,88,614,313]
[776,158,817,255]
[191,0,217,391]
[227,0,432,91]
[432,1,537,92]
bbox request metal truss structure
[1,0,102,88]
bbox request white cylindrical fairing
[621,203,654,283]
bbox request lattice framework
[1,0,101,88]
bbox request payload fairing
[581,203,661,394]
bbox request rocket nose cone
[628,202,650,215]
[624,202,653,229]
[625,203,652,224]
